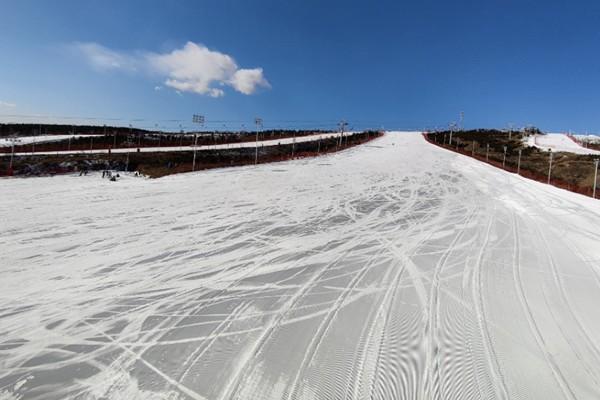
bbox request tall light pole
[517,149,522,175]
[192,134,199,171]
[338,120,348,148]
[502,145,507,168]
[254,117,263,165]
[593,159,599,199]
[486,143,490,161]
[9,138,17,170]
[547,150,553,184]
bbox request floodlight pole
[254,117,263,165]
[502,145,507,168]
[517,149,522,175]
[547,150,553,184]
[9,141,15,170]
[192,114,205,171]
[486,143,489,161]
[192,134,198,171]
[593,159,599,199]
[338,120,348,148]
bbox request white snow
[574,134,600,145]
[1,132,600,399]
[525,133,600,155]
[0,135,95,147]
[0,132,355,157]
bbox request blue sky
[2,0,600,132]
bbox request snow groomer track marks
[1,132,600,399]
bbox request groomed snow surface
[526,133,600,155]
[2,133,600,399]
[0,135,95,148]
[0,132,356,157]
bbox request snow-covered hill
[525,132,600,155]
[1,132,600,399]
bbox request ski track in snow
[1,132,600,399]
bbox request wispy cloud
[0,101,16,108]
[71,41,270,97]
[72,42,137,72]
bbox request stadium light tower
[254,117,263,165]
[338,120,348,148]
[192,115,205,172]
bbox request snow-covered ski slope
[526,133,600,155]
[1,132,600,400]
[0,135,95,147]
[0,131,355,157]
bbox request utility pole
[547,150,553,184]
[593,159,599,199]
[254,117,263,165]
[502,145,507,168]
[517,149,522,175]
[486,143,489,161]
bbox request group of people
[102,170,119,181]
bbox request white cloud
[154,85,162,91]
[72,42,137,71]
[229,68,270,95]
[72,41,269,97]
[0,101,16,108]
